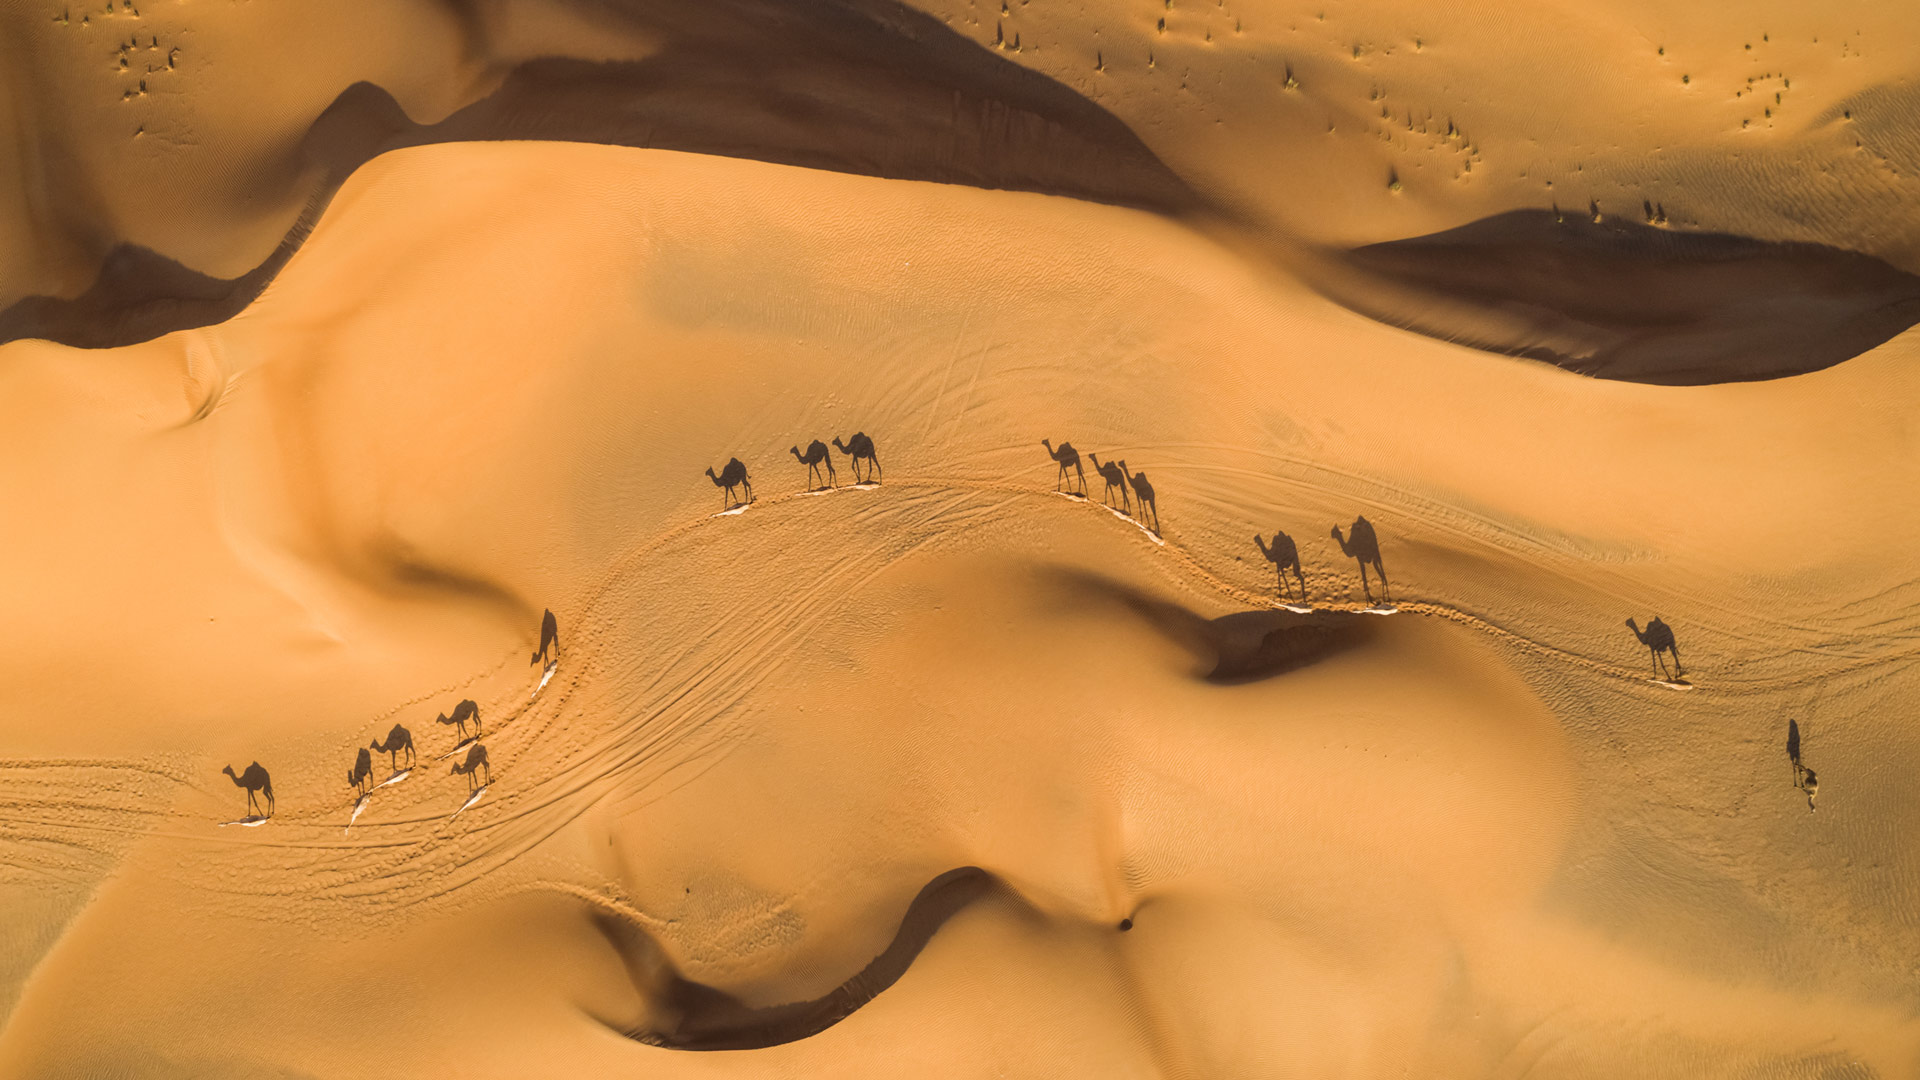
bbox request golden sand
[1,2,1917,1077]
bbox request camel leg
[1375,560,1390,603]
[745,479,754,503]
[1359,562,1374,603]
[872,456,882,482]
[1669,645,1685,677]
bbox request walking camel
[370,724,416,772]
[705,458,753,510]
[221,762,274,819]
[1087,452,1131,514]
[532,608,559,666]
[1041,439,1086,495]
[1254,530,1307,602]
[1625,616,1685,681]
[347,746,374,795]
[791,440,837,490]
[1330,516,1389,605]
[834,432,882,484]
[436,699,481,742]
[451,743,491,790]
[1120,461,1159,533]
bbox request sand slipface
[1,3,1919,1078]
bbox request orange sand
[1,2,1918,1077]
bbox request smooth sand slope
[0,2,1916,1078]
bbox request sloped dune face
[1,4,1919,1080]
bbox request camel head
[705,467,718,480]
[222,765,236,779]
[833,437,848,452]
[790,445,803,459]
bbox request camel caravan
[225,608,561,829]
[220,423,1715,829]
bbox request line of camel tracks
[218,435,1818,825]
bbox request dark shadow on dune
[0,0,1202,350]
[598,866,997,1051]
[1043,567,1376,684]
[1321,210,1920,384]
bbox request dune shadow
[0,0,1203,350]
[602,866,997,1051]
[1043,567,1377,684]
[1319,209,1920,384]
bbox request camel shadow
[1330,516,1388,605]
[791,439,837,490]
[371,723,417,773]
[435,700,481,743]
[1625,616,1685,681]
[834,432,881,485]
[220,761,274,819]
[1254,529,1306,603]
[1119,460,1158,533]
[705,457,753,510]
[1088,452,1131,515]
[1041,438,1086,496]
[451,743,491,790]
[533,608,559,666]
[1788,718,1817,811]
[347,746,374,796]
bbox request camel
[1254,530,1307,601]
[1041,439,1085,495]
[532,608,558,666]
[370,723,416,772]
[1120,461,1159,533]
[221,761,274,819]
[705,457,753,510]
[791,440,837,490]
[1625,616,1684,680]
[450,743,491,790]
[1087,452,1131,513]
[347,746,374,795]
[834,432,882,484]
[1331,516,1389,604]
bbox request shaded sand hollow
[1,2,1919,1079]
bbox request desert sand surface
[1,1,1919,1078]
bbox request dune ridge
[0,0,1200,352]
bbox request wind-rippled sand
[1,2,1918,1077]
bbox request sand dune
[2,2,1919,1078]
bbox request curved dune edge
[595,866,1000,1051]
[1316,210,1920,385]
[0,0,1202,352]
